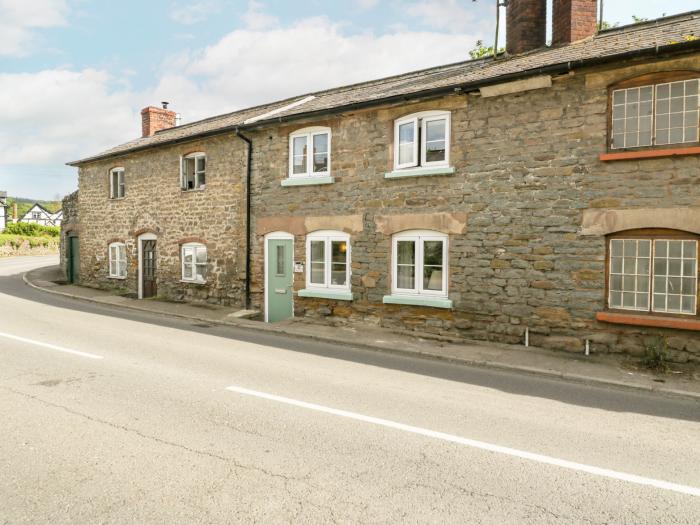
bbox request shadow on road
[1,266,698,423]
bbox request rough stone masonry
[66,52,700,363]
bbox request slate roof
[69,10,700,166]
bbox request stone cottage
[66,1,700,362]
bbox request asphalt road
[1,255,699,524]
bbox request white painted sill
[108,276,127,280]
[180,279,207,285]
[298,288,353,301]
[281,176,334,187]
[382,294,453,309]
[384,166,455,179]
[181,188,206,193]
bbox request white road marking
[0,331,103,360]
[226,384,700,497]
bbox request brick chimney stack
[506,0,547,55]
[552,0,598,46]
[141,103,177,137]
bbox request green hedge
[0,234,57,248]
[3,222,60,237]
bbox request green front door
[68,236,79,284]
[267,238,293,322]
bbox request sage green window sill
[298,288,353,301]
[384,166,455,179]
[382,295,453,309]
[281,176,335,187]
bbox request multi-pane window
[608,237,698,315]
[611,78,699,149]
[394,111,450,170]
[109,168,125,199]
[108,242,127,278]
[392,231,448,297]
[655,80,699,145]
[181,153,206,190]
[306,231,350,290]
[289,127,331,178]
[181,243,207,283]
[652,240,697,314]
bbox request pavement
[1,255,700,523]
[24,262,700,401]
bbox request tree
[469,40,504,60]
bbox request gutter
[235,130,253,310]
[67,38,700,167]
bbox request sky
[0,0,697,200]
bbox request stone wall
[76,135,248,304]
[76,53,700,362]
[244,55,700,363]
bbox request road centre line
[225,384,700,497]
[0,331,104,360]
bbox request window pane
[331,241,347,263]
[196,247,207,264]
[423,266,443,291]
[293,136,307,175]
[196,170,205,189]
[313,153,328,173]
[652,239,697,314]
[310,262,325,284]
[398,121,414,144]
[331,264,346,286]
[397,265,415,289]
[426,119,446,141]
[310,240,324,263]
[313,133,328,154]
[196,156,205,171]
[425,140,446,163]
[183,158,196,189]
[398,144,414,165]
[655,80,699,146]
[397,240,415,265]
[183,264,193,279]
[276,245,285,275]
[423,241,443,266]
[609,239,650,311]
[196,264,207,281]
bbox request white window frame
[108,242,127,279]
[305,230,350,291]
[391,230,448,298]
[180,152,206,191]
[181,242,207,283]
[393,111,451,171]
[288,126,331,179]
[109,167,125,199]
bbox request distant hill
[6,197,62,220]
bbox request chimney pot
[141,105,177,137]
[506,0,547,55]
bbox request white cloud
[0,68,138,165]
[403,0,478,33]
[151,16,483,123]
[241,0,278,30]
[0,5,486,198]
[169,0,222,25]
[0,0,68,56]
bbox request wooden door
[68,236,79,284]
[266,239,293,322]
[142,239,157,298]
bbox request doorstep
[23,265,700,401]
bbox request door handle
[275,288,287,294]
